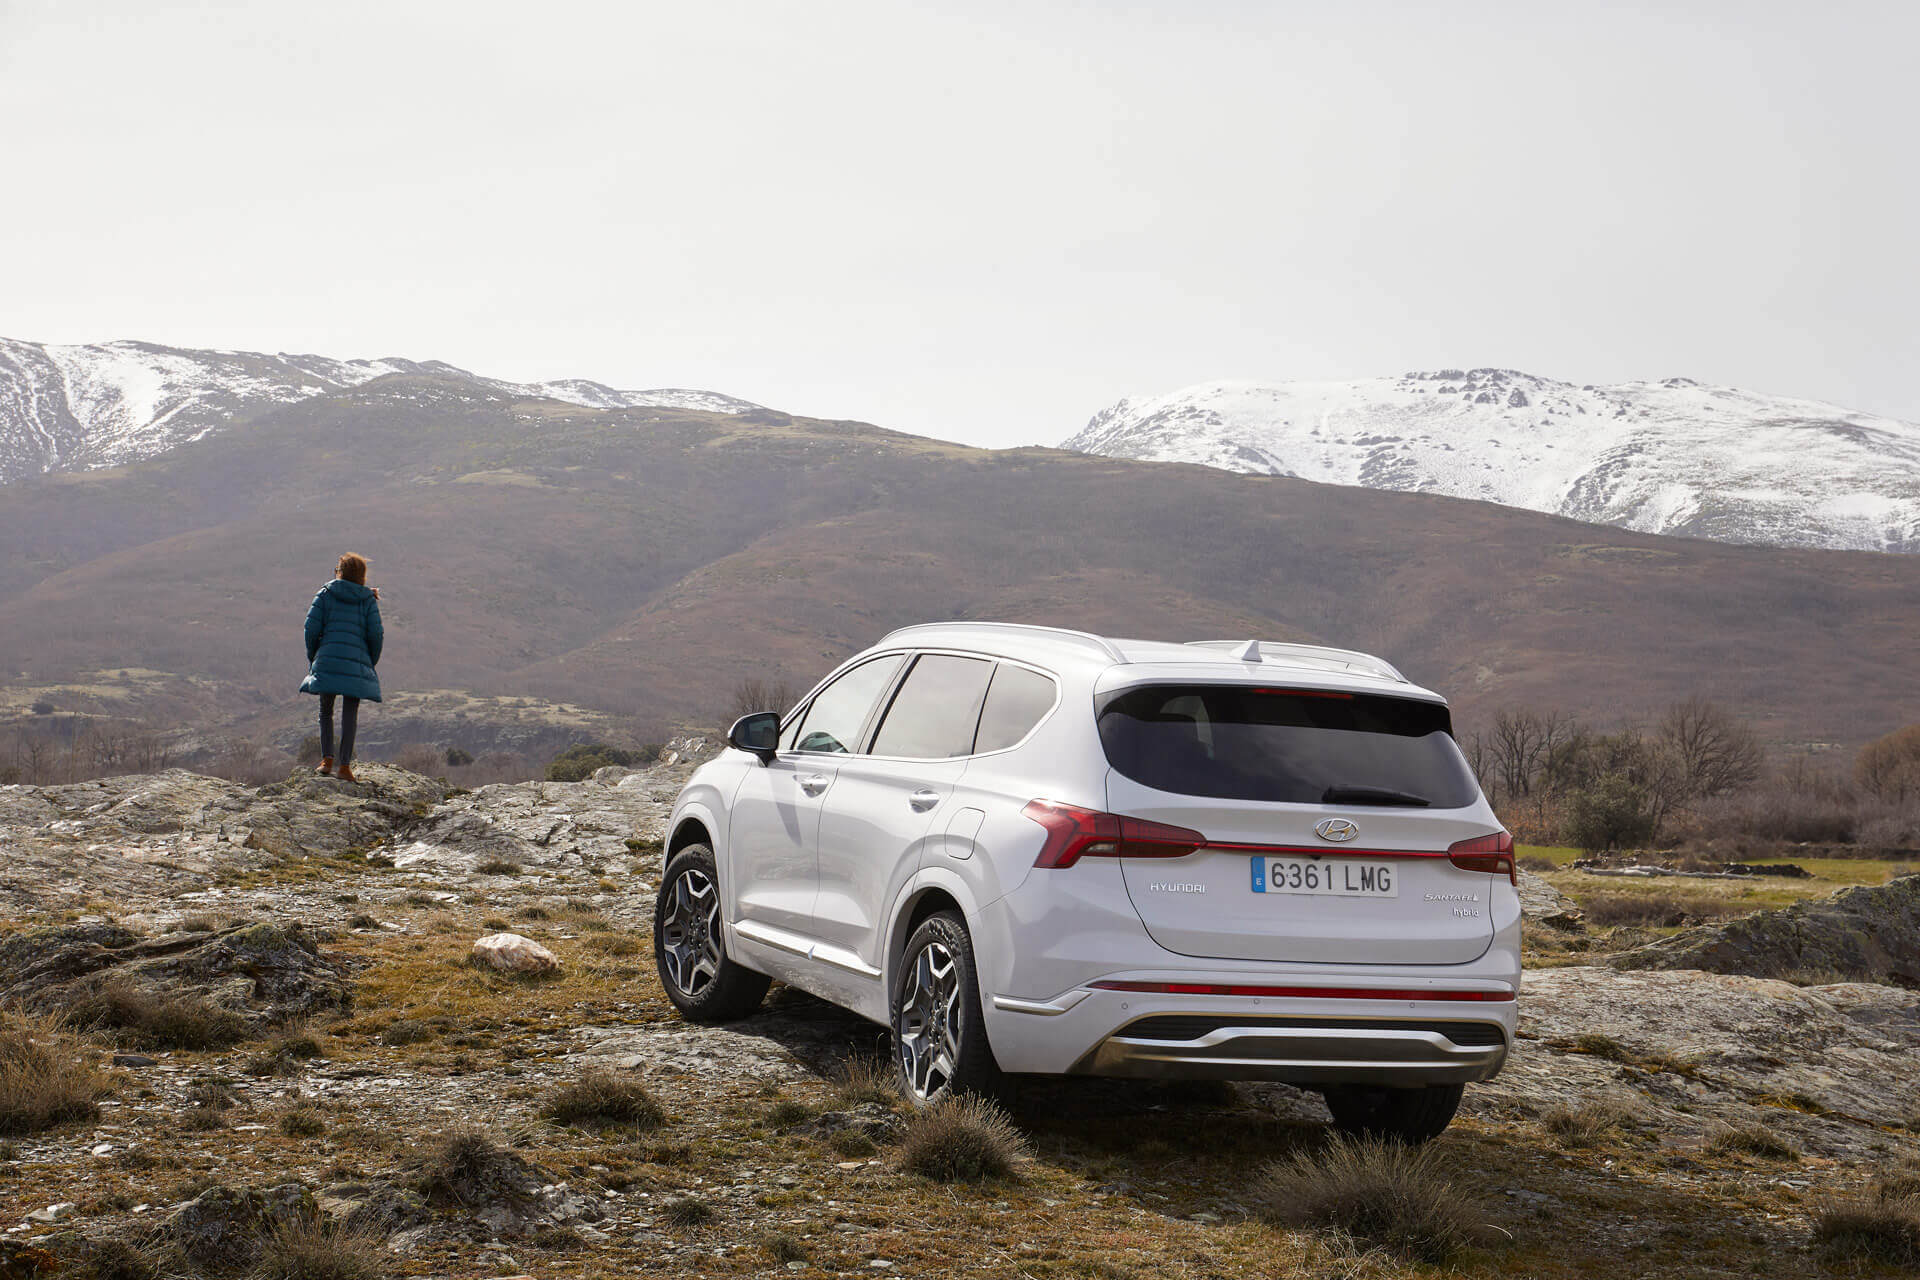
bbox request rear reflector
[1022,800,1204,869]
[1090,980,1515,1002]
[1447,830,1517,884]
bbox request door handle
[799,774,830,797]
[908,789,941,812]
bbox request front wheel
[891,911,1003,1106]
[1322,1082,1464,1144]
[653,844,770,1021]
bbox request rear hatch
[1100,681,1499,966]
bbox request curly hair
[336,553,369,585]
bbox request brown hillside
[2,375,1915,755]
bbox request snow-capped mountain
[1065,368,1920,554]
[0,338,761,483]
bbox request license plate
[1252,856,1399,898]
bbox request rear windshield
[1097,684,1480,808]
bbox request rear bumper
[1074,1010,1508,1086]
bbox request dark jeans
[319,694,360,764]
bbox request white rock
[472,932,560,973]
[28,1204,75,1223]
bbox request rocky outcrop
[384,770,683,879]
[153,1183,315,1271]
[0,920,350,1029]
[0,764,445,915]
[1517,869,1583,929]
[1610,874,1920,985]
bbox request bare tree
[1856,723,1920,802]
[1658,697,1763,801]
[729,676,799,721]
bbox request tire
[891,911,1003,1106]
[1321,1082,1464,1144]
[653,844,771,1022]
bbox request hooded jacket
[299,579,384,702]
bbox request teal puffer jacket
[299,579,384,702]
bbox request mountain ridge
[1064,368,1920,554]
[0,336,761,482]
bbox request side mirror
[727,712,781,765]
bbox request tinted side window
[973,664,1058,753]
[870,655,994,759]
[791,656,905,754]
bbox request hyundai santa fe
[655,623,1520,1142]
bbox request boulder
[1516,869,1583,929]
[472,933,559,974]
[316,1180,431,1235]
[1610,874,1920,985]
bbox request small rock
[113,1054,160,1068]
[835,1161,864,1170]
[26,1206,73,1224]
[472,933,560,974]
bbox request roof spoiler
[1185,640,1407,683]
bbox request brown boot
[336,762,357,784]
[316,757,334,776]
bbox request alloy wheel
[896,939,961,1101]
[659,866,722,997]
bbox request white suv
[656,623,1519,1142]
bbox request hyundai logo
[1314,818,1359,843]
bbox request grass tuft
[0,1006,110,1135]
[831,1055,900,1109]
[542,1069,666,1130]
[279,1103,327,1137]
[1813,1188,1920,1269]
[1706,1121,1799,1160]
[759,1231,809,1264]
[1254,1135,1486,1264]
[477,860,522,877]
[1541,1097,1636,1147]
[897,1095,1028,1182]
[660,1194,714,1228]
[248,1219,385,1280]
[71,978,248,1051]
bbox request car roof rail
[1185,639,1407,682]
[880,622,1129,664]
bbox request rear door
[814,653,994,972]
[1100,682,1498,966]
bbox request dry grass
[831,1055,900,1109]
[542,1069,666,1130]
[1706,1121,1800,1160]
[476,859,522,877]
[414,1128,534,1208]
[70,977,248,1050]
[279,1103,327,1137]
[1541,1097,1637,1147]
[896,1096,1028,1182]
[660,1194,714,1228]
[1254,1136,1487,1264]
[1812,1177,1920,1270]
[0,1005,110,1135]
[248,1218,385,1280]
[1581,892,1747,928]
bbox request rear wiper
[1321,785,1431,808]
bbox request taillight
[1022,800,1205,869]
[1448,831,1516,884]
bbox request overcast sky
[2,0,1914,447]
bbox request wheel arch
[883,869,979,1000]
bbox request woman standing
[301,553,383,782]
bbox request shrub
[1254,1135,1484,1264]
[71,979,247,1051]
[30,701,54,716]
[660,1195,713,1228]
[543,1070,666,1130]
[0,1007,109,1135]
[545,742,658,782]
[1706,1121,1799,1160]
[897,1096,1028,1182]
[759,1231,809,1264]
[767,1098,814,1126]
[444,746,474,767]
[1564,774,1659,851]
[382,1019,434,1047]
[1857,724,1920,803]
[415,1129,531,1207]
[830,1128,877,1157]
[295,734,324,765]
[249,1218,384,1280]
[476,859,522,877]
[78,1239,161,1280]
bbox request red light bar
[1090,980,1515,1002]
